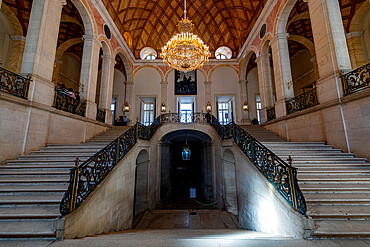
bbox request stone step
[7,159,88,164]
[312,220,370,238]
[31,150,100,154]
[0,164,74,170]
[0,206,59,219]
[0,170,69,176]
[305,193,370,200]
[45,144,105,149]
[307,205,370,219]
[297,167,370,171]
[263,142,327,145]
[0,195,62,205]
[298,177,370,181]
[272,149,343,153]
[278,154,356,158]
[306,198,370,204]
[0,220,55,238]
[0,185,67,193]
[0,177,68,184]
[19,154,91,159]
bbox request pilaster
[20,0,66,106]
[99,54,115,124]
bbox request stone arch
[133,65,164,82]
[0,3,22,35]
[60,14,84,28]
[240,47,258,80]
[99,36,113,57]
[349,1,370,33]
[223,149,238,215]
[274,0,298,35]
[288,35,315,57]
[134,149,149,220]
[55,38,83,59]
[70,0,95,37]
[114,48,132,82]
[209,64,239,81]
[259,33,273,56]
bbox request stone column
[305,0,352,101]
[270,33,294,118]
[256,53,274,123]
[346,32,366,69]
[79,35,101,119]
[204,80,212,113]
[98,54,115,124]
[20,0,66,105]
[124,80,134,122]
[238,80,250,124]
[160,80,167,112]
[8,35,26,73]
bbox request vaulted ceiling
[101,0,268,59]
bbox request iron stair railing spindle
[340,63,370,95]
[0,67,31,99]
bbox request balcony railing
[341,63,370,96]
[286,87,319,115]
[53,89,86,117]
[60,113,306,216]
[267,106,276,121]
[96,108,106,123]
[0,67,31,99]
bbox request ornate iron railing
[231,124,306,215]
[286,87,318,115]
[0,67,31,99]
[53,89,86,117]
[96,108,106,123]
[341,63,370,95]
[60,112,306,216]
[267,106,276,121]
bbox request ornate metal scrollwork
[96,108,106,123]
[60,113,306,216]
[0,67,31,99]
[286,87,319,115]
[53,89,86,117]
[267,106,276,121]
[341,63,370,95]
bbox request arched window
[215,46,232,59]
[140,47,157,60]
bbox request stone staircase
[242,125,370,239]
[0,126,129,239]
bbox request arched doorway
[134,149,149,223]
[160,130,214,209]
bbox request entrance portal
[160,130,214,209]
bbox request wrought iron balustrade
[60,112,306,216]
[286,87,318,115]
[0,67,31,99]
[341,63,370,95]
[53,89,86,117]
[231,124,306,215]
[267,106,276,121]
[96,108,106,123]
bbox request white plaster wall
[166,70,205,113]
[112,69,126,121]
[133,67,161,121]
[247,67,260,121]
[231,143,314,238]
[0,94,109,163]
[210,66,241,122]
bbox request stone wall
[229,143,314,238]
[0,93,110,163]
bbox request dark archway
[160,130,214,209]
[133,149,149,225]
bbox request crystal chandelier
[161,0,210,72]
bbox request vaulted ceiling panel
[101,0,268,58]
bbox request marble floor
[1,210,370,247]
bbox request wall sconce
[287,78,293,90]
[123,102,130,112]
[206,102,212,113]
[161,102,167,112]
[242,101,249,111]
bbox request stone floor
[1,230,370,247]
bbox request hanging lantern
[182,144,191,160]
[182,131,191,160]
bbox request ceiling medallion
[161,0,210,73]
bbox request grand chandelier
[161,0,210,72]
